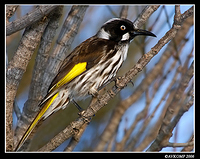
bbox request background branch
[181,135,194,152]
[13,6,64,149]
[6,5,57,36]
[146,6,194,151]
[147,61,194,151]
[6,12,50,151]
[6,5,18,24]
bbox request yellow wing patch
[15,93,58,151]
[50,62,87,92]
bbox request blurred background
[6,5,194,151]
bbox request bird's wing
[49,37,114,90]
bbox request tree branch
[13,6,64,149]
[167,141,194,148]
[6,14,50,151]
[181,135,194,152]
[145,6,194,152]
[6,5,57,36]
[120,6,129,19]
[133,5,160,28]
[6,5,18,24]
[63,122,89,152]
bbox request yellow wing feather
[15,93,58,151]
[49,62,87,92]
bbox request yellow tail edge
[15,93,58,151]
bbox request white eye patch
[97,28,111,40]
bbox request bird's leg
[71,99,84,112]
[98,76,134,91]
[71,100,92,123]
[72,98,93,123]
[97,76,117,91]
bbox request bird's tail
[15,93,59,151]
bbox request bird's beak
[131,29,156,38]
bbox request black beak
[131,29,156,38]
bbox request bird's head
[97,18,156,42]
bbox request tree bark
[6,14,50,151]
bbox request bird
[15,18,156,151]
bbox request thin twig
[167,141,194,148]
[181,135,194,152]
[133,5,160,28]
[13,100,22,120]
[64,122,89,151]
[6,5,19,24]
[120,6,129,18]
[106,6,118,17]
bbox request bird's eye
[120,25,126,31]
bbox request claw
[89,87,99,97]
[77,109,92,124]
[115,76,125,89]
[97,76,116,91]
[129,80,134,87]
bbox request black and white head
[96,18,156,42]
